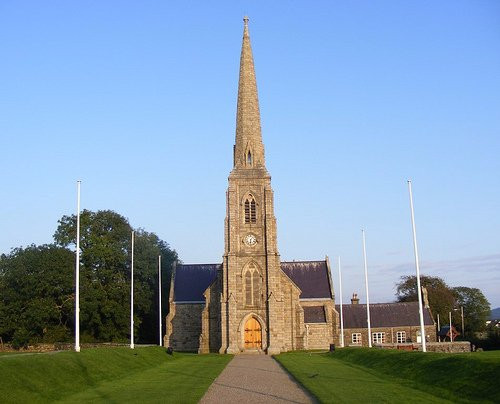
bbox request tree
[54,210,132,342]
[54,209,177,343]
[395,275,455,324]
[0,210,177,346]
[0,245,74,345]
[395,275,492,339]
[452,286,490,335]
[132,229,178,343]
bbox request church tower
[220,17,284,354]
[166,17,337,355]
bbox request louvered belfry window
[244,196,256,223]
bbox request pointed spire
[234,16,265,169]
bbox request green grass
[0,347,232,403]
[275,349,500,403]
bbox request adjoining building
[337,294,436,347]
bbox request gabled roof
[173,264,220,302]
[173,260,332,303]
[336,302,434,328]
[281,261,332,299]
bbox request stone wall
[0,342,132,353]
[165,303,204,351]
[305,323,331,349]
[377,341,471,352]
[426,342,471,353]
[279,272,303,352]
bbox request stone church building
[165,18,435,354]
[165,18,340,354]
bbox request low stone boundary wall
[0,342,133,353]
[376,341,471,353]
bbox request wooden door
[244,317,262,349]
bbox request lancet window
[244,263,261,307]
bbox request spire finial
[243,16,249,26]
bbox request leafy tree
[54,209,177,343]
[54,210,132,342]
[395,275,455,323]
[0,209,178,347]
[0,245,74,344]
[452,286,490,335]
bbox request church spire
[234,16,265,169]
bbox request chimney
[351,293,359,305]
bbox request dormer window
[244,195,256,223]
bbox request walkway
[200,354,315,404]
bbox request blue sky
[1,1,499,307]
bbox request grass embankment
[0,347,232,403]
[276,349,500,403]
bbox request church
[164,18,436,354]
[164,17,340,354]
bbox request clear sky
[1,1,499,307]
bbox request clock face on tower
[244,234,257,246]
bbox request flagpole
[437,313,441,342]
[75,180,81,353]
[362,229,372,348]
[408,180,427,352]
[449,311,453,343]
[158,255,162,347]
[130,231,135,349]
[338,256,344,348]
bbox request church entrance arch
[244,317,262,349]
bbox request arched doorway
[244,317,262,349]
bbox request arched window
[244,195,256,224]
[247,150,252,166]
[244,263,261,307]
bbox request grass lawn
[275,349,500,404]
[0,347,232,403]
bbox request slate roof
[281,261,332,299]
[335,302,434,328]
[303,306,327,323]
[173,260,332,302]
[173,264,220,302]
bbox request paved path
[200,354,315,404]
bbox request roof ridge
[338,301,420,306]
[281,260,325,264]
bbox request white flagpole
[408,180,427,352]
[362,229,372,348]
[449,311,453,343]
[130,231,135,349]
[75,180,81,353]
[437,313,441,342]
[158,255,162,346]
[338,256,344,348]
